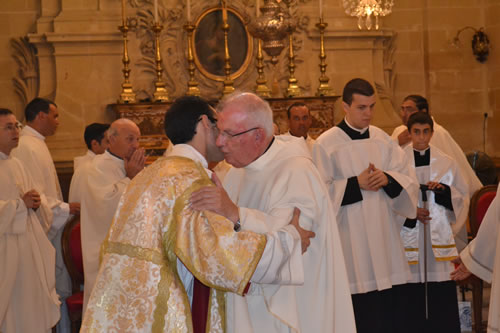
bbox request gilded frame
[192,7,253,82]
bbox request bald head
[215,92,274,168]
[108,118,141,160]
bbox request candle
[319,0,323,20]
[121,0,126,26]
[187,0,191,22]
[154,0,158,23]
[256,0,259,17]
[222,0,228,24]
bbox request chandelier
[343,0,394,30]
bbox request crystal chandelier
[343,0,394,30]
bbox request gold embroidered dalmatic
[81,156,266,333]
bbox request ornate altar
[110,95,338,160]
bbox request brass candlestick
[152,23,169,102]
[222,19,235,96]
[254,39,271,98]
[285,32,301,97]
[316,18,333,96]
[118,23,136,103]
[184,23,200,96]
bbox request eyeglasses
[2,123,21,131]
[218,127,260,139]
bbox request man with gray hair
[190,92,355,332]
[78,118,145,313]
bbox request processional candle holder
[184,23,200,96]
[118,22,137,103]
[152,22,170,102]
[315,17,333,96]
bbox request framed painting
[193,7,253,81]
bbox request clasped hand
[22,189,41,209]
[358,163,388,191]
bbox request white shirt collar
[22,125,46,140]
[344,118,369,135]
[86,150,96,158]
[0,151,9,160]
[414,146,430,156]
[167,144,209,170]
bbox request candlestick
[118,21,136,103]
[256,0,260,17]
[154,0,158,23]
[285,32,301,97]
[187,0,191,22]
[319,0,323,20]
[254,39,271,98]
[221,9,235,97]
[152,22,170,102]
[316,18,333,96]
[184,24,200,96]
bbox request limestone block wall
[0,0,497,165]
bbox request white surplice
[68,151,97,203]
[11,125,71,333]
[392,122,482,197]
[79,150,130,313]
[400,145,469,282]
[224,136,356,333]
[460,185,500,333]
[11,126,70,237]
[283,131,315,153]
[0,152,60,333]
[73,150,95,172]
[313,123,419,294]
[392,121,482,252]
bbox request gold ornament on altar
[249,0,295,64]
[343,0,394,30]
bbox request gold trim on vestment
[431,244,456,249]
[435,256,458,262]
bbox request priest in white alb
[312,79,419,333]
[11,98,80,333]
[81,96,314,332]
[0,108,60,333]
[190,92,356,333]
[451,185,500,333]
[79,118,145,313]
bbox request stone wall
[0,0,497,165]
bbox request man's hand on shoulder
[125,148,145,179]
[289,207,315,254]
[190,172,240,223]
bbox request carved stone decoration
[374,32,397,112]
[11,37,39,112]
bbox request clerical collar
[413,147,430,167]
[106,149,123,161]
[337,119,370,140]
[264,136,275,155]
[23,125,45,140]
[168,144,208,170]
